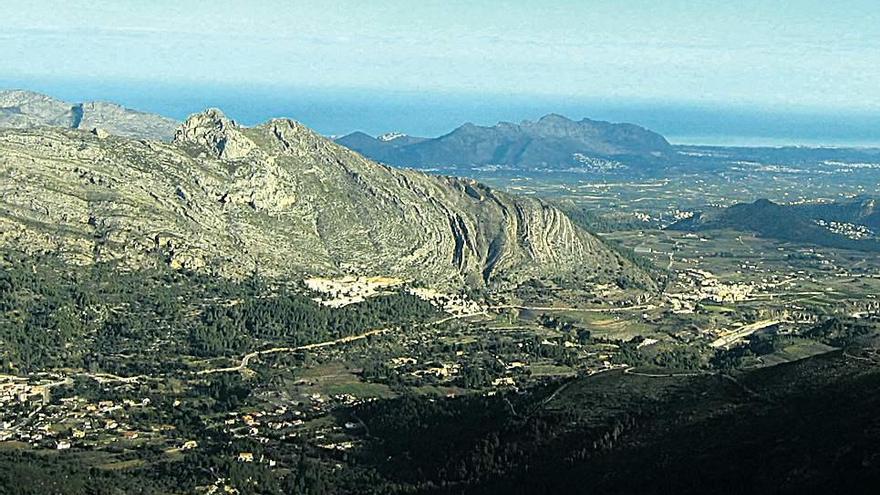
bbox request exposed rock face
[336,113,672,170]
[0,109,650,289]
[172,108,257,159]
[77,101,178,141]
[0,90,77,128]
[0,90,178,141]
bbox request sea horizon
[3,77,879,149]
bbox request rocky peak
[1,89,178,140]
[173,108,256,159]
[0,89,64,107]
[0,89,78,128]
[259,118,336,157]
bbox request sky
[1,1,879,143]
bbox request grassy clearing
[98,459,146,471]
[760,341,838,367]
[528,364,576,377]
[295,362,395,398]
[319,381,394,399]
[700,304,736,313]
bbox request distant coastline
[3,77,878,149]
[669,136,880,149]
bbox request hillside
[0,108,651,290]
[0,90,178,141]
[336,113,671,170]
[668,199,880,251]
[795,196,880,230]
[391,350,880,495]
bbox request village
[1,243,877,489]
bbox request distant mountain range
[669,197,880,252]
[336,113,672,170]
[0,90,178,141]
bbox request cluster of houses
[304,276,404,308]
[815,219,875,240]
[406,287,484,316]
[666,268,760,313]
[304,275,486,317]
[0,382,153,449]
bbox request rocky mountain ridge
[0,107,650,291]
[0,89,178,141]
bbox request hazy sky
[2,0,879,113]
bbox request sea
[3,77,879,148]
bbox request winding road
[491,303,653,313]
[622,367,709,378]
[197,310,489,376]
[196,328,391,375]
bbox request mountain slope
[795,196,880,230]
[336,113,672,170]
[0,90,178,141]
[0,109,650,290]
[668,199,880,252]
